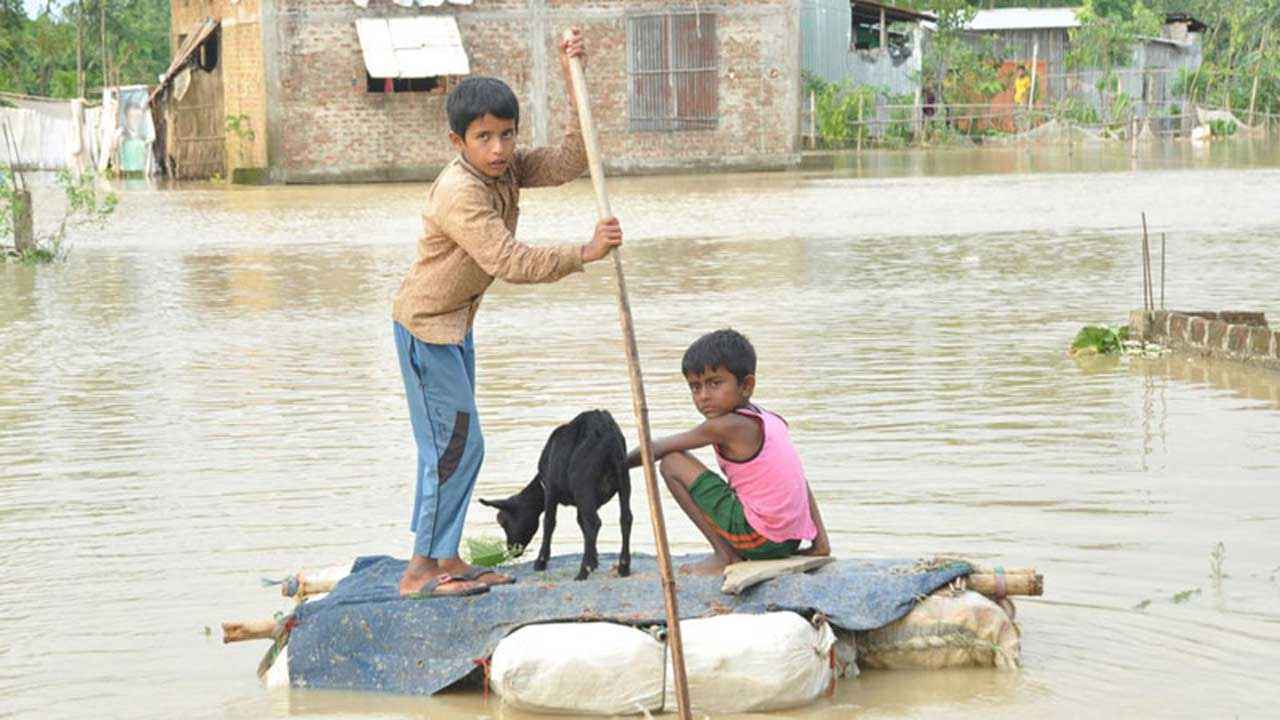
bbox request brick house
[159,0,802,183]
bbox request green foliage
[806,75,881,149]
[1208,117,1237,136]
[0,1,170,98]
[463,535,518,568]
[226,113,257,173]
[1071,325,1131,355]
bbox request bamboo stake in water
[1161,233,1166,310]
[1141,213,1154,313]
[563,31,693,720]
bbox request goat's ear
[478,497,510,510]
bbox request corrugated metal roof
[849,1,935,24]
[356,16,470,79]
[966,8,1081,32]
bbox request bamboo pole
[76,0,85,98]
[1161,233,1166,310]
[1028,40,1039,112]
[857,94,864,153]
[809,89,817,149]
[99,0,108,91]
[1248,31,1267,128]
[563,30,692,720]
[1141,213,1154,313]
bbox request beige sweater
[392,111,588,345]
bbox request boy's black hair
[446,76,520,137]
[681,329,757,383]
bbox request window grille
[628,12,719,131]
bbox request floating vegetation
[1209,542,1226,584]
[1069,324,1167,359]
[1171,588,1202,604]
[464,535,518,568]
[1070,325,1130,356]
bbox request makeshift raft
[226,553,1042,714]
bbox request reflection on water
[2,145,1280,719]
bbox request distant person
[1014,65,1032,106]
[628,329,831,575]
[391,27,622,598]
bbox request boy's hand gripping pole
[564,29,693,720]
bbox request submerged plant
[2,169,117,264]
[1070,325,1131,356]
[1209,542,1226,583]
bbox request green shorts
[689,470,801,561]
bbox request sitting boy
[628,329,830,575]
[391,28,623,597]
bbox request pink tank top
[713,405,817,543]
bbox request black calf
[480,410,632,581]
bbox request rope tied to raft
[472,657,492,703]
[646,625,669,712]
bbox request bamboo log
[966,572,1043,598]
[563,30,693,720]
[278,574,338,599]
[222,619,277,643]
[1248,31,1267,127]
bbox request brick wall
[269,0,799,182]
[171,0,270,176]
[1131,310,1280,372]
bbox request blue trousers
[394,322,485,559]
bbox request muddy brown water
[3,142,1280,719]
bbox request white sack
[663,612,835,714]
[490,623,665,715]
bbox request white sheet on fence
[0,102,103,173]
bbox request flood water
[3,141,1280,719]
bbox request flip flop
[407,573,489,599]
[453,567,516,586]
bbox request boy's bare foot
[397,555,481,596]
[679,554,731,576]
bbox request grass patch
[463,535,518,568]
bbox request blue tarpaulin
[287,553,969,696]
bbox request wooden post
[809,89,817,149]
[1028,39,1039,120]
[12,190,34,253]
[1141,213,1154,313]
[1160,232,1166,310]
[879,6,887,57]
[563,31,693,720]
[76,0,85,98]
[99,0,108,91]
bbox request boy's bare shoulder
[704,411,759,436]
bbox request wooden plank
[721,556,836,595]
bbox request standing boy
[392,29,622,597]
